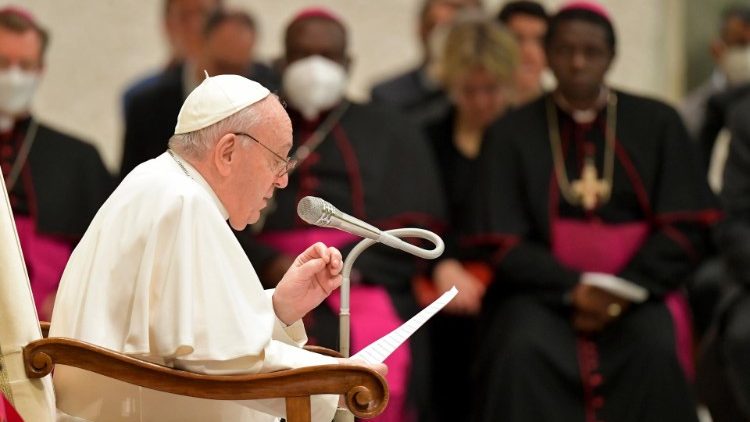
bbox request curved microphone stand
[334,228,444,422]
[339,228,444,357]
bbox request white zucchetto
[174,73,271,135]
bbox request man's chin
[229,220,249,231]
[228,214,256,231]
[246,212,263,227]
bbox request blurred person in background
[688,5,750,181]
[497,0,550,106]
[418,13,518,422]
[0,6,112,321]
[122,0,221,108]
[120,6,275,177]
[684,7,750,341]
[697,92,750,422]
[469,3,719,421]
[370,0,481,125]
[200,9,276,83]
[242,8,446,421]
[681,4,750,141]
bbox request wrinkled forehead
[256,98,293,151]
[274,113,293,151]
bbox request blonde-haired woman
[423,14,519,422]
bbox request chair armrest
[24,337,387,419]
[303,345,344,358]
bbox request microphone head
[297,196,338,227]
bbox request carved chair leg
[285,396,312,422]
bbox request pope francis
[49,74,369,421]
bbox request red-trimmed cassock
[1,117,113,321]
[469,90,720,422]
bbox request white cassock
[49,152,338,422]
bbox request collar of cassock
[165,151,230,220]
[553,86,609,124]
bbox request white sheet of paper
[581,272,649,303]
[352,286,458,364]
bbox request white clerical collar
[553,86,609,124]
[165,150,230,220]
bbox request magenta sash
[258,228,414,422]
[14,214,71,321]
[0,393,24,422]
[552,218,694,381]
[552,219,649,274]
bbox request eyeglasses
[233,132,297,177]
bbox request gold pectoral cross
[571,158,611,211]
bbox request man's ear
[214,133,237,177]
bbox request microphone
[297,196,406,251]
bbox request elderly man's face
[225,103,292,229]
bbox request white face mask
[0,67,39,117]
[282,55,347,120]
[721,46,750,86]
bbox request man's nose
[275,172,289,188]
[571,51,587,69]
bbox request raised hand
[272,242,343,325]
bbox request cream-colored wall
[9,0,683,172]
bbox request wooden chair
[0,174,387,422]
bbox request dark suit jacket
[120,64,184,178]
[699,83,750,171]
[370,66,450,125]
[699,93,750,421]
[23,120,113,238]
[721,93,750,274]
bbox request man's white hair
[168,96,275,159]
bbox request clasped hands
[570,282,631,333]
